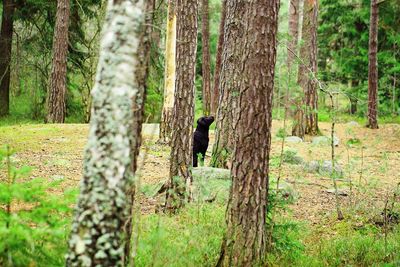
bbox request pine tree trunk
[201,0,211,115]
[159,0,177,144]
[367,0,379,129]
[217,1,279,266]
[0,0,15,117]
[46,0,70,123]
[294,0,319,136]
[211,0,226,115]
[66,1,147,265]
[165,0,197,211]
[287,0,300,70]
[210,0,243,168]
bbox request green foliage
[0,146,76,266]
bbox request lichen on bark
[66,0,146,266]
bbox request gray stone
[312,135,339,146]
[282,149,304,165]
[325,188,349,196]
[192,167,231,180]
[285,136,303,143]
[346,121,360,127]
[303,160,343,177]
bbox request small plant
[282,149,303,165]
[276,127,288,138]
[0,146,75,267]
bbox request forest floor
[1,121,400,243]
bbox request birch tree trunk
[165,0,198,211]
[46,0,70,123]
[159,0,176,144]
[66,1,146,265]
[367,0,379,129]
[0,0,15,117]
[211,0,227,115]
[217,0,279,266]
[201,0,211,115]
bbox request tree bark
[159,0,176,144]
[295,0,319,136]
[165,0,197,211]
[201,0,211,115]
[287,0,300,70]
[217,1,279,266]
[0,0,15,117]
[367,0,379,129]
[211,0,245,168]
[125,0,155,263]
[46,0,70,123]
[211,0,227,115]
[66,1,147,265]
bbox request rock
[192,167,230,180]
[285,136,303,143]
[282,149,304,165]
[312,136,339,146]
[304,160,320,172]
[303,160,343,177]
[325,188,349,196]
[319,160,343,176]
[346,121,360,127]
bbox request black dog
[193,116,214,167]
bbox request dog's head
[196,116,215,130]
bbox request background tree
[125,0,155,262]
[211,0,226,115]
[367,0,379,129]
[165,0,198,211]
[217,0,279,266]
[294,0,319,136]
[159,0,176,144]
[66,0,147,264]
[0,0,15,117]
[46,0,71,123]
[201,0,211,115]
[287,0,301,70]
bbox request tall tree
[165,0,198,210]
[210,0,240,168]
[211,0,227,115]
[125,0,155,263]
[46,0,71,123]
[0,0,15,117]
[159,0,177,144]
[201,0,211,115]
[66,0,147,265]
[294,0,319,136]
[367,0,379,129]
[287,0,301,70]
[217,0,279,266]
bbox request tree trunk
[211,0,226,115]
[159,0,177,144]
[211,0,244,169]
[217,1,279,266]
[295,0,319,136]
[201,0,211,116]
[46,0,70,123]
[125,0,155,263]
[66,1,147,265]
[0,0,15,117]
[367,0,379,129]
[287,0,300,70]
[165,0,197,211]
